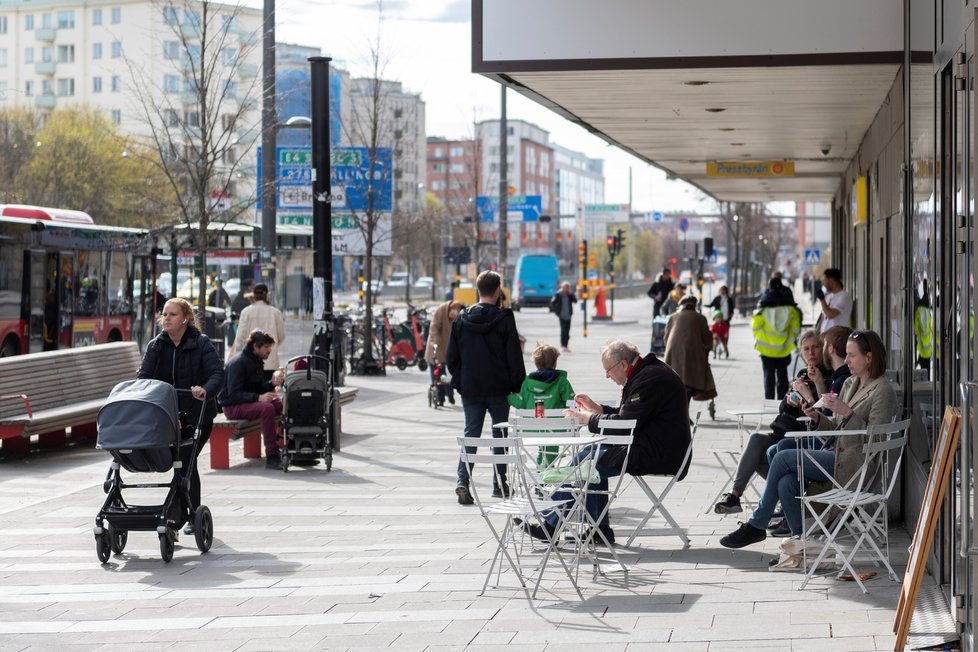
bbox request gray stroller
[281,354,337,472]
[94,378,213,563]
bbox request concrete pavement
[0,297,917,650]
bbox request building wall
[426,137,479,217]
[554,143,605,215]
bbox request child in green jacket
[508,343,576,465]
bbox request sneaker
[491,485,512,499]
[771,508,784,520]
[589,523,616,546]
[714,493,743,514]
[265,454,282,470]
[521,521,556,542]
[719,522,766,549]
[455,485,474,505]
[769,521,791,537]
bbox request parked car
[387,272,410,288]
[361,279,384,295]
[414,276,434,289]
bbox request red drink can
[534,400,545,418]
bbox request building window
[163,7,179,25]
[450,163,465,173]
[24,80,33,96]
[92,77,102,93]
[111,76,121,92]
[449,146,463,157]
[92,42,102,59]
[25,15,34,30]
[163,75,179,93]
[25,47,34,64]
[225,80,237,97]
[111,109,121,124]
[184,9,201,28]
[57,45,75,63]
[56,78,75,97]
[184,111,199,127]
[111,42,122,58]
[220,47,236,65]
[0,49,7,68]
[431,180,445,191]
[57,10,75,29]
[42,46,52,63]
[433,147,444,157]
[111,7,121,24]
[163,41,180,60]
[0,16,7,33]
[166,109,179,127]
[41,13,51,29]
[221,14,237,32]
[41,79,52,95]
[92,8,102,25]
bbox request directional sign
[706,161,796,178]
[804,248,821,266]
[582,203,629,223]
[679,217,689,232]
[477,195,542,222]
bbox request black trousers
[760,355,790,400]
[559,318,571,347]
[179,421,212,511]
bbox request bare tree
[126,0,263,305]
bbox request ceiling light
[684,80,710,86]
[705,107,726,113]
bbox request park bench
[209,386,359,469]
[0,342,142,455]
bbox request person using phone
[817,268,852,334]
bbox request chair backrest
[762,399,782,412]
[595,419,637,462]
[509,416,579,437]
[861,419,911,498]
[512,408,568,419]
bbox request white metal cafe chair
[709,399,782,513]
[793,419,910,594]
[624,411,698,548]
[456,436,581,599]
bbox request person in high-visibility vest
[752,277,801,400]
[913,279,933,371]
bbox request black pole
[499,86,508,275]
[310,56,333,371]
[260,0,276,293]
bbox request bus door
[131,254,157,349]
[25,250,46,353]
[57,252,76,348]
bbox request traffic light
[607,234,617,256]
[704,236,714,259]
[616,228,626,255]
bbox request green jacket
[508,369,575,409]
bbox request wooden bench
[209,386,359,469]
[0,342,142,455]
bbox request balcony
[35,94,56,109]
[34,61,56,75]
[35,27,56,41]
[181,23,200,39]
[181,91,199,106]
[238,30,258,47]
[238,63,258,79]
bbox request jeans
[767,435,824,466]
[458,395,511,490]
[732,432,775,495]
[222,398,284,457]
[545,446,622,528]
[559,318,571,348]
[761,355,791,400]
[747,449,835,535]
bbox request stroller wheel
[325,452,333,472]
[193,506,213,553]
[109,525,128,555]
[417,359,428,372]
[709,399,716,421]
[159,530,175,563]
[95,529,111,564]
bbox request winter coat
[230,299,286,369]
[815,374,898,487]
[137,326,224,423]
[508,368,575,409]
[550,292,577,320]
[708,293,734,322]
[424,301,457,365]
[218,346,274,406]
[647,276,674,304]
[664,307,716,398]
[446,302,526,398]
[586,353,691,478]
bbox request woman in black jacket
[137,298,224,533]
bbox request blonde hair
[158,298,200,330]
[532,343,560,370]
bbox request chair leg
[626,477,689,548]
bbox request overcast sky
[273,0,717,214]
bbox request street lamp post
[309,56,333,375]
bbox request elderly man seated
[521,340,691,544]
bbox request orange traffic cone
[593,285,610,320]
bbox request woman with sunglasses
[720,329,896,548]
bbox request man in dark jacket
[218,330,285,469]
[647,268,674,318]
[550,282,577,351]
[524,340,691,545]
[446,270,526,505]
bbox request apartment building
[553,143,605,216]
[475,118,556,215]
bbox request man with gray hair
[523,339,691,544]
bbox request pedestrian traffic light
[704,236,714,259]
[607,235,617,256]
[616,228,626,254]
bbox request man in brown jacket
[424,300,464,405]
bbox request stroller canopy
[97,379,179,451]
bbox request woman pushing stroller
[137,298,224,535]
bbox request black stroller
[94,379,213,563]
[281,354,336,473]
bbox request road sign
[652,211,663,222]
[804,248,821,266]
[679,217,689,232]
[476,195,542,222]
[582,203,629,223]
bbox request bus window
[108,251,131,315]
[0,243,25,356]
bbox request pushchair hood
[97,378,179,451]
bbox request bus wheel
[0,337,19,358]
[107,330,122,343]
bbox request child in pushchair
[710,310,729,359]
[94,378,214,563]
[428,359,451,408]
[280,354,335,472]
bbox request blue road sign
[679,217,689,232]
[804,248,821,266]
[476,195,542,222]
[652,211,663,222]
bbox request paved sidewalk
[0,298,910,650]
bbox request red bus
[0,204,151,357]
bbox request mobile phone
[788,391,801,403]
